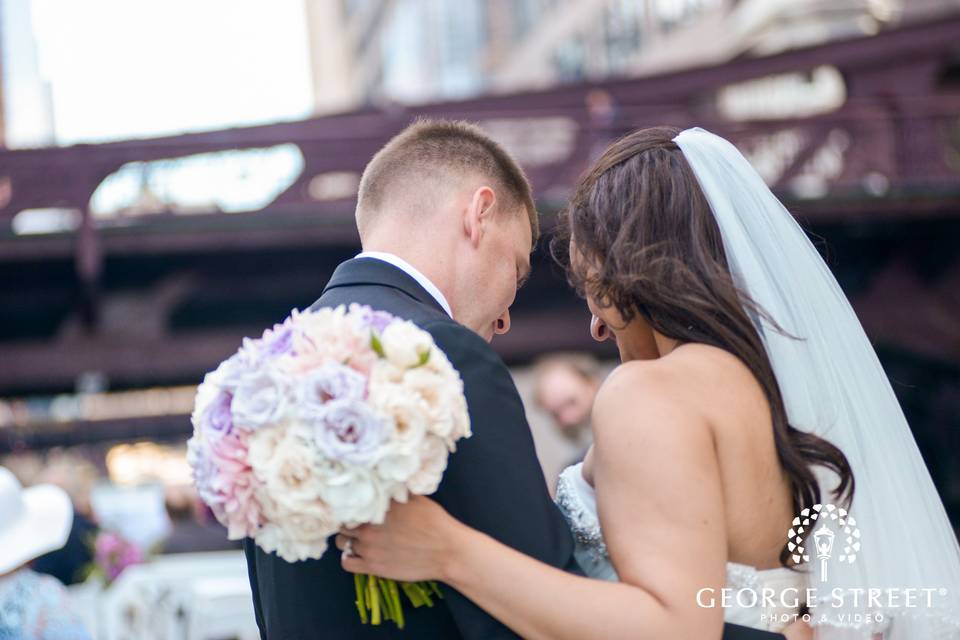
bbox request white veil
[674,128,960,639]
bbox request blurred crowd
[0,446,238,638]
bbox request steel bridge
[0,17,958,482]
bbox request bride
[335,127,960,639]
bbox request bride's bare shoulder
[592,344,764,436]
[590,357,701,440]
[589,355,721,482]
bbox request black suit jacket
[244,257,785,640]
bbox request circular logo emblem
[787,503,861,575]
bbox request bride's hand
[336,495,466,582]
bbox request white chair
[72,550,258,640]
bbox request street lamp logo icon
[787,503,860,582]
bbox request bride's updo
[552,126,854,565]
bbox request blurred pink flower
[92,531,144,584]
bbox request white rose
[247,424,284,474]
[421,345,456,376]
[445,387,471,441]
[231,367,291,431]
[403,368,470,440]
[369,381,429,449]
[254,522,287,556]
[255,521,330,563]
[376,447,422,484]
[369,360,405,387]
[293,306,369,363]
[252,424,332,521]
[315,461,390,526]
[407,435,451,495]
[380,321,433,369]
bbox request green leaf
[370,332,386,358]
[414,348,430,368]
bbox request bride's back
[581,345,795,571]
[667,344,795,570]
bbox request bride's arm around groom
[341,352,751,640]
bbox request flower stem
[354,574,368,624]
[355,576,444,628]
[368,575,381,625]
[389,579,405,628]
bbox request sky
[23,0,314,145]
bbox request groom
[243,119,787,640]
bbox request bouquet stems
[353,574,443,629]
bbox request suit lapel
[322,258,450,318]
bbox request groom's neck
[360,237,456,309]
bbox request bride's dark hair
[552,126,854,565]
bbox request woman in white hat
[0,466,91,639]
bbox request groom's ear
[463,185,497,248]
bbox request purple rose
[231,369,288,431]
[231,317,297,371]
[260,320,296,357]
[188,438,220,506]
[301,363,367,410]
[308,399,389,465]
[207,351,252,392]
[369,312,394,334]
[201,390,234,439]
[351,304,396,334]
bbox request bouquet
[187,304,471,628]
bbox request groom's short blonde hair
[356,119,539,244]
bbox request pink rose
[189,431,264,539]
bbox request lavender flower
[350,304,396,334]
[301,363,367,409]
[308,399,389,465]
[201,390,234,439]
[232,369,289,431]
[260,320,296,357]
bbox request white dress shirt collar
[355,251,453,318]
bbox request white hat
[0,466,73,575]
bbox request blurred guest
[31,452,101,585]
[32,512,98,586]
[0,466,91,639]
[532,353,601,462]
[585,88,621,160]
